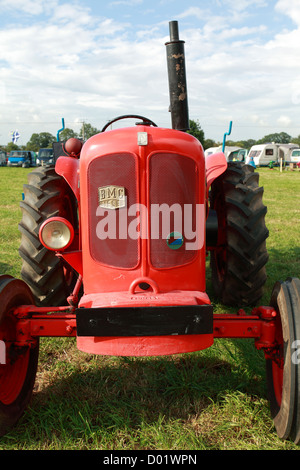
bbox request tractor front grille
[149,153,199,268]
[88,153,139,269]
[88,151,199,270]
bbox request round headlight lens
[40,218,74,251]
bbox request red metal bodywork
[9,126,279,360]
[56,126,222,355]
[13,305,278,359]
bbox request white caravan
[246,143,299,166]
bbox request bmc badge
[98,185,126,210]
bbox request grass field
[0,165,299,450]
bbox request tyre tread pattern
[18,167,77,306]
[210,162,269,306]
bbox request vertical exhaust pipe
[165,21,189,131]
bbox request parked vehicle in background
[246,143,299,167]
[36,148,54,166]
[236,148,248,162]
[0,150,7,166]
[7,150,35,167]
[205,146,244,162]
[290,148,300,164]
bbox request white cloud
[0,3,170,143]
[0,0,57,16]
[221,0,267,11]
[275,0,300,25]
[51,3,93,25]
[1,0,300,144]
[277,115,292,127]
[178,7,208,21]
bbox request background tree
[5,142,20,153]
[26,132,56,152]
[59,128,78,141]
[257,132,291,144]
[291,134,300,146]
[79,122,100,140]
[242,139,256,149]
[203,138,217,150]
[187,119,205,146]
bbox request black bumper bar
[76,305,213,337]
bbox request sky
[1,0,300,146]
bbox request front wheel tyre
[266,277,300,443]
[209,162,269,306]
[0,275,39,437]
[18,166,78,306]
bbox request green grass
[0,166,300,450]
[0,167,33,277]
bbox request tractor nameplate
[76,305,213,337]
[98,185,126,210]
[137,131,148,146]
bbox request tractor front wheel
[266,277,300,443]
[0,275,39,437]
[18,166,78,306]
[209,162,269,306]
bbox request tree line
[189,125,300,150]
[2,123,100,153]
[1,120,300,153]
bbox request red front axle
[12,304,278,359]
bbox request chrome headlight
[39,217,74,251]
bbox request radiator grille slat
[149,153,198,268]
[88,153,139,268]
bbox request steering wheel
[101,114,158,132]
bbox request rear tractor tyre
[0,275,39,437]
[18,166,78,307]
[209,162,269,306]
[266,277,300,444]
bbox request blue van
[7,151,35,167]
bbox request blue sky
[1,0,300,145]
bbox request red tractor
[1,21,299,443]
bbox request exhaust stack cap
[169,20,179,42]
